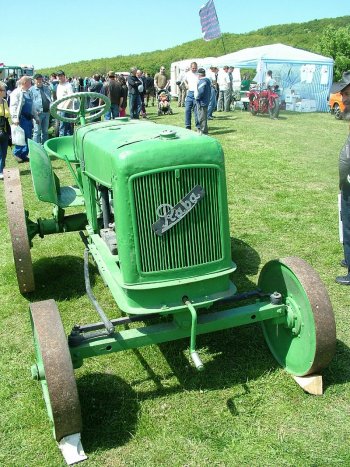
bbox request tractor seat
[28,140,84,209]
[44,136,78,163]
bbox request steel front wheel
[3,168,35,293]
[258,257,336,376]
[30,299,82,441]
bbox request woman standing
[0,82,12,179]
[9,76,38,163]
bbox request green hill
[38,15,350,77]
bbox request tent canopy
[214,43,333,68]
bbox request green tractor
[4,92,336,464]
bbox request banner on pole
[199,0,221,41]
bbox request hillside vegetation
[38,16,350,77]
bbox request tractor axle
[69,300,286,369]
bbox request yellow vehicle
[329,91,345,119]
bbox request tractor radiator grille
[133,167,222,272]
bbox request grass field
[1,105,350,467]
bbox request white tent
[170,44,333,111]
[214,43,334,111]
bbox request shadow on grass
[324,339,350,390]
[230,236,261,290]
[209,128,236,136]
[77,373,138,452]
[226,383,251,416]
[212,114,237,120]
[18,168,31,176]
[128,237,272,397]
[134,324,275,404]
[29,255,96,301]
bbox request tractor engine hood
[74,119,225,187]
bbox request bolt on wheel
[258,256,336,376]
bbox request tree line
[38,16,350,81]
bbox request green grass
[1,106,350,467]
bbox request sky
[2,0,349,70]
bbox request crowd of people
[0,66,167,178]
[0,62,258,179]
[179,62,251,135]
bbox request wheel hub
[31,362,45,380]
[284,296,302,336]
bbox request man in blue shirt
[196,68,211,135]
[31,74,52,144]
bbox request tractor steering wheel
[50,92,111,124]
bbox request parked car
[329,91,345,119]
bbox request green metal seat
[44,136,78,163]
[28,140,84,209]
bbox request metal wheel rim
[258,256,336,376]
[3,168,35,293]
[268,99,277,118]
[30,299,82,441]
[250,100,257,115]
[334,104,342,120]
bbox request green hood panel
[75,120,225,186]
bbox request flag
[199,0,221,41]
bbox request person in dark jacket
[88,74,103,121]
[100,71,123,120]
[137,69,147,118]
[127,67,142,119]
[88,74,103,105]
[117,75,128,117]
[196,68,211,135]
[144,72,155,107]
[335,71,350,284]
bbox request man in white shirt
[184,62,199,130]
[216,66,231,112]
[56,70,74,136]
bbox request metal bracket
[58,433,87,465]
[61,152,83,192]
[82,247,115,335]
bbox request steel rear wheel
[249,98,258,115]
[30,299,82,441]
[3,168,35,293]
[268,98,279,118]
[258,256,336,376]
